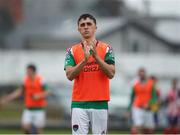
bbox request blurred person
[150,75,161,127]
[163,78,180,134]
[127,68,158,134]
[64,13,115,134]
[0,64,51,134]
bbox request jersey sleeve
[149,84,158,105]
[104,45,115,65]
[41,78,49,91]
[64,47,76,70]
[128,88,135,111]
[42,84,48,91]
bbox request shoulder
[34,75,43,82]
[23,76,29,82]
[36,75,43,79]
[98,41,112,48]
[66,43,82,54]
[128,78,139,89]
[132,78,139,87]
[22,77,27,86]
[36,75,46,84]
[98,41,114,53]
[71,43,82,50]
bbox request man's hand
[32,91,51,100]
[0,97,8,107]
[0,98,4,106]
[83,40,97,58]
[89,40,97,57]
[32,94,41,100]
[142,103,150,110]
[82,40,91,62]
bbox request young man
[164,78,180,134]
[0,64,51,134]
[128,68,158,134]
[64,14,115,134]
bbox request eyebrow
[80,22,93,27]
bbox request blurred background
[0,0,180,134]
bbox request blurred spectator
[0,64,52,134]
[127,68,158,134]
[150,75,161,126]
[164,78,180,134]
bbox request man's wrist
[93,54,99,61]
[82,59,87,65]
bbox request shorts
[132,107,155,129]
[168,115,178,126]
[71,108,108,134]
[21,109,46,128]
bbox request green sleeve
[64,47,76,70]
[149,84,158,105]
[42,84,48,91]
[128,88,135,111]
[105,45,115,65]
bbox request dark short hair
[27,64,36,72]
[138,67,145,72]
[78,13,96,25]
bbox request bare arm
[33,90,52,100]
[0,88,23,105]
[66,60,87,81]
[90,42,115,79]
[65,42,90,81]
[94,55,115,79]
[33,83,53,100]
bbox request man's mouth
[84,31,89,34]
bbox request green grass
[0,128,129,134]
[0,102,129,134]
[0,128,164,134]
[0,128,71,134]
[0,102,164,134]
[0,102,22,120]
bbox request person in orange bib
[64,14,115,134]
[127,68,158,134]
[0,64,51,134]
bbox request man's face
[78,17,97,39]
[172,79,177,89]
[138,69,146,81]
[26,68,35,78]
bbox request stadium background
[0,0,180,134]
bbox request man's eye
[87,23,92,26]
[80,23,85,27]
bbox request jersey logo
[83,62,100,72]
[73,124,79,132]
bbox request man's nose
[84,24,88,28]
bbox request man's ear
[78,27,80,32]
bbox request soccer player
[150,75,161,127]
[127,68,158,134]
[163,78,180,134]
[0,64,51,134]
[64,14,115,134]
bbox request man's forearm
[66,60,87,81]
[2,88,22,103]
[33,91,52,100]
[94,55,115,79]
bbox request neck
[140,78,146,83]
[29,75,36,80]
[83,36,96,45]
